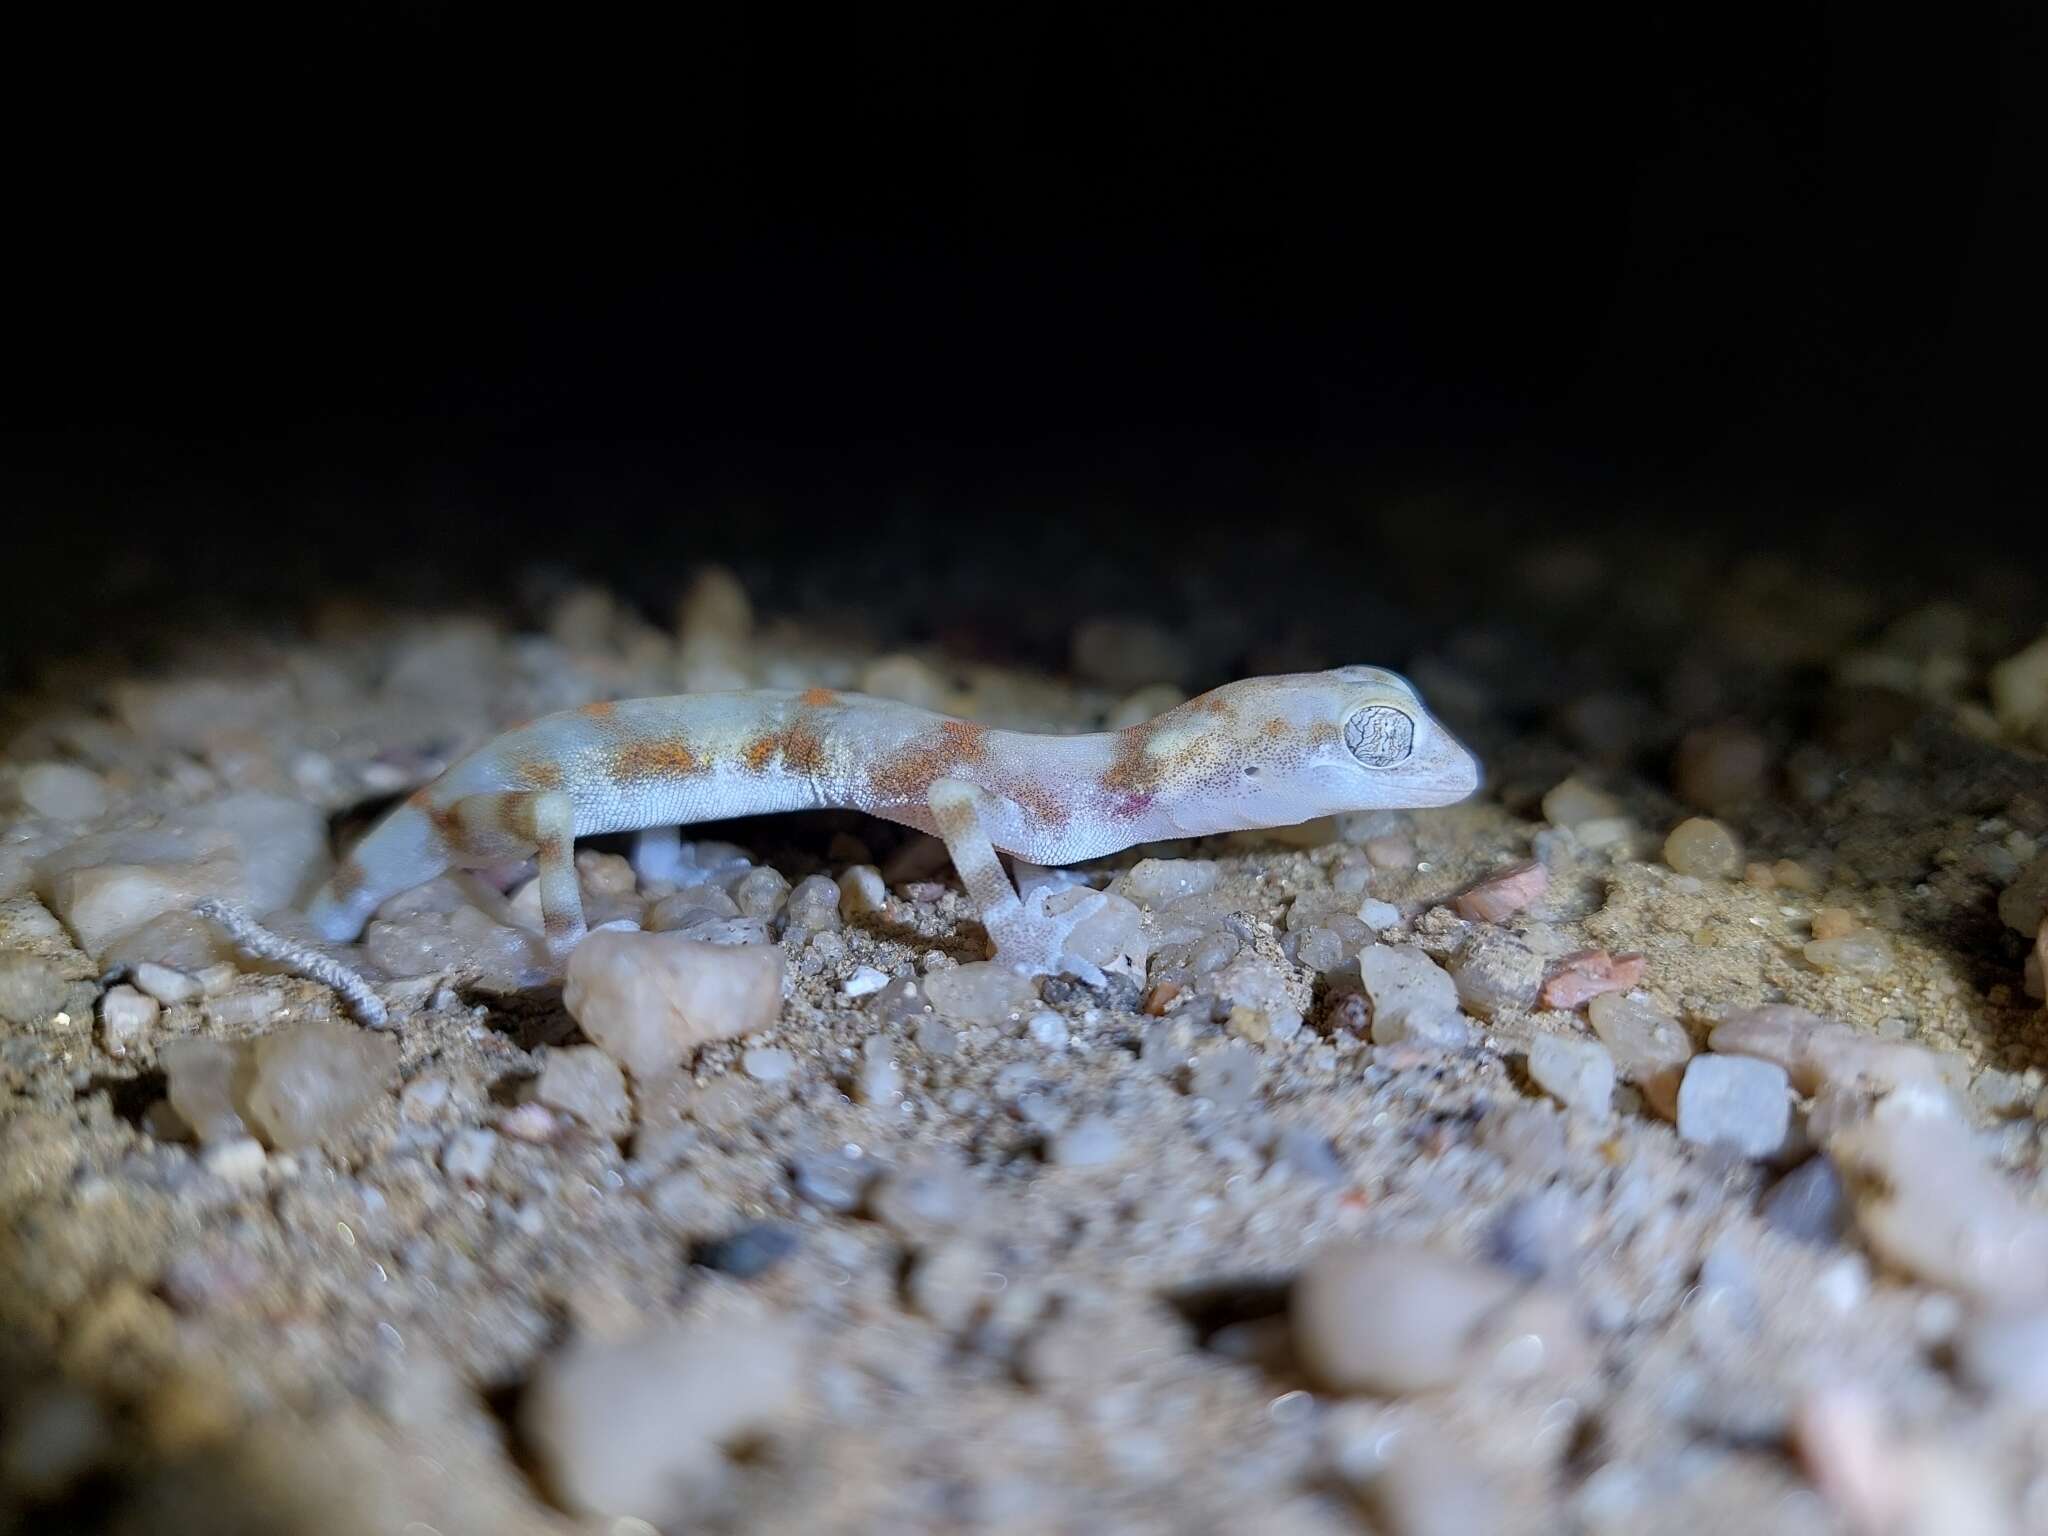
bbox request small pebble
[1811,907,1860,940]
[693,1222,801,1278]
[530,1046,632,1140]
[855,1038,903,1104]
[1953,1308,2048,1409]
[1804,930,1895,977]
[1527,1034,1615,1119]
[791,1148,875,1211]
[1542,776,1623,829]
[1541,950,1645,1010]
[867,1156,973,1240]
[1291,1242,1524,1394]
[1452,861,1548,923]
[1046,1116,1122,1166]
[742,1047,796,1082]
[99,984,158,1055]
[441,1128,499,1184]
[16,762,110,821]
[1676,1056,1790,1159]
[563,933,784,1079]
[783,873,841,930]
[1359,944,1466,1047]
[1761,1156,1849,1245]
[1663,817,1743,879]
[923,963,1038,1025]
[202,1137,268,1185]
[134,960,202,1006]
[841,965,890,998]
[519,1320,802,1524]
[1025,1012,1070,1049]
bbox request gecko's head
[1318,665,1480,807]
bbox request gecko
[299,666,1480,989]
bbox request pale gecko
[301,667,1480,986]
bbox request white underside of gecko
[303,667,1481,984]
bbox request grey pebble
[694,1222,801,1278]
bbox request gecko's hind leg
[447,790,587,957]
[926,778,1106,984]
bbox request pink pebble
[1540,949,1646,1009]
[1452,860,1549,923]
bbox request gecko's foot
[987,884,1111,988]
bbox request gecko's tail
[304,800,451,942]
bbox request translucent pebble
[790,1147,875,1211]
[856,1037,903,1104]
[17,762,108,822]
[837,864,889,917]
[563,933,784,1079]
[1187,1040,1260,1109]
[1953,1309,2048,1409]
[1540,949,1645,1010]
[1663,817,1743,878]
[1025,1012,1069,1049]
[1541,776,1622,829]
[363,912,474,977]
[1114,858,1219,909]
[441,1128,499,1184]
[1676,1056,1790,1159]
[1828,1109,2048,1303]
[1803,930,1894,977]
[1760,1156,1848,1245]
[1452,861,1549,923]
[101,912,233,975]
[575,849,638,896]
[1365,835,1416,870]
[1449,932,1544,1020]
[1296,927,1346,973]
[1189,930,1240,975]
[784,873,841,931]
[866,1156,973,1240]
[519,1319,802,1524]
[1528,1034,1615,1119]
[732,866,791,919]
[99,984,158,1055]
[1359,898,1401,930]
[841,965,889,998]
[1989,634,2048,735]
[1291,1242,1522,1394]
[159,1039,249,1144]
[1810,907,1859,941]
[1052,888,1149,975]
[923,963,1039,1025]
[1358,945,1465,1047]
[530,1046,632,1139]
[1046,1116,1123,1166]
[740,1045,794,1082]
[1587,992,1692,1118]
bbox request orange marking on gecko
[611,737,703,781]
[512,757,566,790]
[868,718,989,801]
[798,686,837,707]
[578,700,618,719]
[331,859,368,898]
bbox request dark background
[3,4,2041,659]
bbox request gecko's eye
[1345,705,1415,767]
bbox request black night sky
[3,4,2041,652]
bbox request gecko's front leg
[925,778,1107,985]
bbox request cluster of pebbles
[1,562,2047,1533]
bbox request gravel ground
[3,538,2047,1535]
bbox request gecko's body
[306,668,1480,979]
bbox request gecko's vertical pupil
[1345,705,1415,766]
